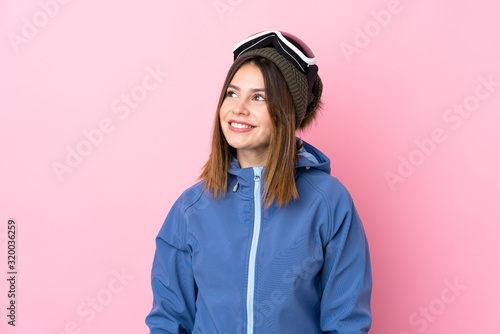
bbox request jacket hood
[227,138,331,174]
[226,139,331,197]
[295,139,331,174]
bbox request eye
[254,94,265,102]
[226,90,237,98]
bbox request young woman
[146,31,372,333]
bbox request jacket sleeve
[146,196,197,333]
[320,186,372,333]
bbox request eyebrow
[228,84,265,93]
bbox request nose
[231,97,249,115]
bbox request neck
[236,149,268,168]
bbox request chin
[226,139,247,150]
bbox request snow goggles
[233,30,318,75]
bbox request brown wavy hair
[200,55,320,208]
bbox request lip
[228,120,256,133]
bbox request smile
[230,122,255,129]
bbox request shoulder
[156,180,206,247]
[171,180,206,214]
[297,170,357,237]
[298,168,352,205]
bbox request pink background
[1,0,499,333]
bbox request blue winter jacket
[146,141,372,333]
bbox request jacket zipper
[246,167,263,334]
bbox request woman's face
[220,63,273,166]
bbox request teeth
[231,122,253,129]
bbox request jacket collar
[227,139,331,198]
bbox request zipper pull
[253,166,263,182]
